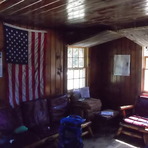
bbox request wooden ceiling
[1,0,148,46]
[119,27,148,46]
[72,31,123,47]
[1,0,148,29]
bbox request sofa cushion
[0,107,22,134]
[13,106,23,126]
[124,115,148,128]
[14,125,28,134]
[21,98,50,128]
[48,95,69,124]
[135,96,148,118]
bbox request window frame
[67,46,88,91]
[142,47,148,93]
[142,56,148,92]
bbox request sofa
[0,94,93,148]
[117,95,148,145]
[0,94,69,148]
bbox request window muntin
[67,46,86,90]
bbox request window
[67,46,87,90]
[66,0,85,20]
[143,47,148,92]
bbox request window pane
[144,70,148,91]
[68,48,72,57]
[74,79,79,89]
[79,78,85,88]
[79,58,84,67]
[79,48,84,57]
[67,79,73,90]
[80,69,85,78]
[146,58,148,69]
[72,57,79,67]
[67,70,73,79]
[68,58,72,68]
[73,48,79,58]
[67,46,86,90]
[144,47,148,56]
[74,70,79,78]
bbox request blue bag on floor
[58,115,86,148]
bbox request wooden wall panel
[49,31,56,95]
[89,46,102,98]
[0,22,66,106]
[89,38,142,109]
[0,22,6,106]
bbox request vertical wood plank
[50,31,56,95]
[55,32,61,94]
[60,40,65,94]
[45,31,51,96]
[0,22,6,106]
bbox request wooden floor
[32,120,145,148]
[83,122,145,148]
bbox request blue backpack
[58,115,86,148]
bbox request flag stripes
[4,24,47,107]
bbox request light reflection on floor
[115,139,140,148]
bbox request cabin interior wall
[89,38,142,109]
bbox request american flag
[4,24,47,107]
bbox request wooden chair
[116,96,148,145]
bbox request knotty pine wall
[0,22,67,106]
[89,38,142,109]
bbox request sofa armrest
[120,105,134,110]
[120,105,134,118]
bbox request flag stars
[5,26,29,64]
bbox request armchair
[70,87,102,121]
[117,96,148,145]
